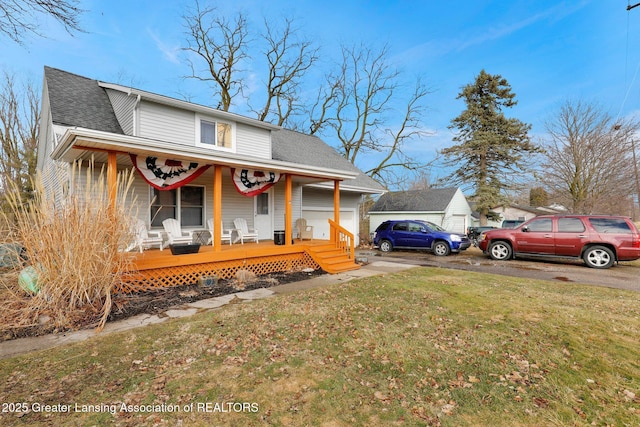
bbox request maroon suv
[478,215,640,269]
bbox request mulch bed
[108,268,326,321]
[1,268,326,342]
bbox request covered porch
[52,128,360,291]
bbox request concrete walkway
[0,259,419,360]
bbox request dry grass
[0,267,638,426]
[0,160,136,333]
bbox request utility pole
[627,3,640,218]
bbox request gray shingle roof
[370,187,459,212]
[44,66,123,134]
[271,129,384,191]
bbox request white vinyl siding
[105,89,136,135]
[138,101,195,145]
[235,123,271,159]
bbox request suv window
[376,222,391,231]
[393,222,408,231]
[558,217,586,233]
[526,218,552,232]
[408,222,423,232]
[589,218,632,234]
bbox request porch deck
[119,238,358,293]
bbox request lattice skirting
[116,252,320,293]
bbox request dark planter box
[169,243,201,255]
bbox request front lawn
[1,267,638,426]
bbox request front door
[254,190,273,240]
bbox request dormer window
[196,116,234,151]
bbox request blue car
[373,220,471,256]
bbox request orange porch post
[285,174,292,246]
[212,165,223,251]
[107,151,117,210]
[333,180,340,241]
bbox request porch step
[306,243,360,274]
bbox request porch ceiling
[52,127,358,184]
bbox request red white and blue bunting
[130,154,211,190]
[231,168,281,197]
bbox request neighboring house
[488,204,564,227]
[368,187,472,234]
[36,67,384,285]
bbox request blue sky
[4,0,640,183]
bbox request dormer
[99,82,277,160]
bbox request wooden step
[305,244,360,274]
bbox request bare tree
[309,44,433,188]
[0,0,84,45]
[0,72,39,202]
[542,100,637,215]
[251,17,319,127]
[182,3,434,188]
[182,2,249,111]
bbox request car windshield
[421,221,445,232]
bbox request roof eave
[305,181,386,194]
[52,127,358,181]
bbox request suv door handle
[577,234,587,238]
[544,234,553,238]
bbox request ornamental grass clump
[0,160,136,333]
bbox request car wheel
[433,241,451,256]
[488,241,512,261]
[583,245,615,269]
[379,239,393,252]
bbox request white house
[368,187,472,234]
[36,67,385,283]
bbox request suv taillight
[633,235,640,249]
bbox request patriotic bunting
[231,168,281,197]
[130,154,210,190]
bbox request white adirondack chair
[233,218,259,244]
[207,218,232,245]
[162,218,193,249]
[128,219,164,253]
[295,218,314,241]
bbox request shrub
[0,160,136,332]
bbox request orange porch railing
[328,219,355,260]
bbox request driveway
[360,247,640,293]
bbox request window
[150,186,204,227]
[558,218,585,233]
[408,222,424,232]
[256,192,269,215]
[393,222,408,231]
[198,117,233,150]
[526,218,552,232]
[589,218,632,234]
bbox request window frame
[195,114,235,152]
[150,185,206,228]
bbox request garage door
[447,215,467,234]
[302,210,355,241]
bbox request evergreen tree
[442,70,540,224]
